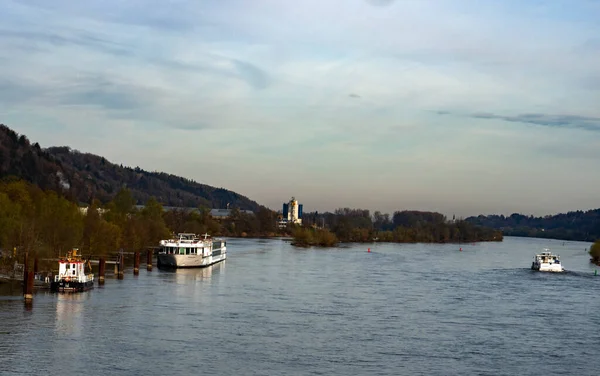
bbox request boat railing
[54,273,77,282]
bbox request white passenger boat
[157,233,227,268]
[51,248,94,292]
[531,249,564,272]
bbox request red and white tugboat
[51,248,94,292]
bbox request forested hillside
[0,124,261,210]
[465,210,600,242]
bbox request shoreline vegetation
[0,180,503,271]
[590,241,600,266]
[291,210,502,247]
[466,212,600,243]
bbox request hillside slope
[0,124,261,211]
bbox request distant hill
[0,124,261,211]
[465,210,600,242]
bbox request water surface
[1,237,599,375]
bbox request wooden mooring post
[22,252,33,302]
[146,249,153,271]
[25,271,34,302]
[98,258,106,285]
[133,252,140,275]
[118,252,124,279]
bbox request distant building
[210,208,230,219]
[136,205,200,213]
[209,208,254,219]
[280,197,303,226]
[105,205,254,218]
[78,207,107,216]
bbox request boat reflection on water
[54,292,89,338]
[159,261,226,284]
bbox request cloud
[58,76,154,111]
[231,59,270,89]
[1,0,600,216]
[365,0,396,6]
[10,0,200,32]
[0,79,42,104]
[469,112,600,131]
[0,28,130,54]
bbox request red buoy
[368,248,370,253]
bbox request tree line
[293,209,503,247]
[466,211,600,242]
[0,180,279,264]
[0,179,503,263]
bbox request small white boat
[51,248,94,292]
[531,249,564,272]
[157,233,226,268]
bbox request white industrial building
[279,197,303,227]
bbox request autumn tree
[256,207,277,235]
[1,181,41,255]
[0,191,21,252]
[82,199,121,255]
[38,191,83,257]
[137,197,170,248]
[104,187,136,227]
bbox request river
[1,236,599,375]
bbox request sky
[0,0,599,218]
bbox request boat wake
[485,268,597,279]
[559,270,600,279]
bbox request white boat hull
[532,262,564,272]
[158,253,226,268]
[531,249,564,272]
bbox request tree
[82,199,121,255]
[0,192,21,250]
[120,217,145,252]
[113,187,136,216]
[38,192,83,257]
[82,199,102,254]
[373,211,391,231]
[1,181,40,255]
[138,197,170,247]
[257,207,276,234]
[590,240,600,264]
